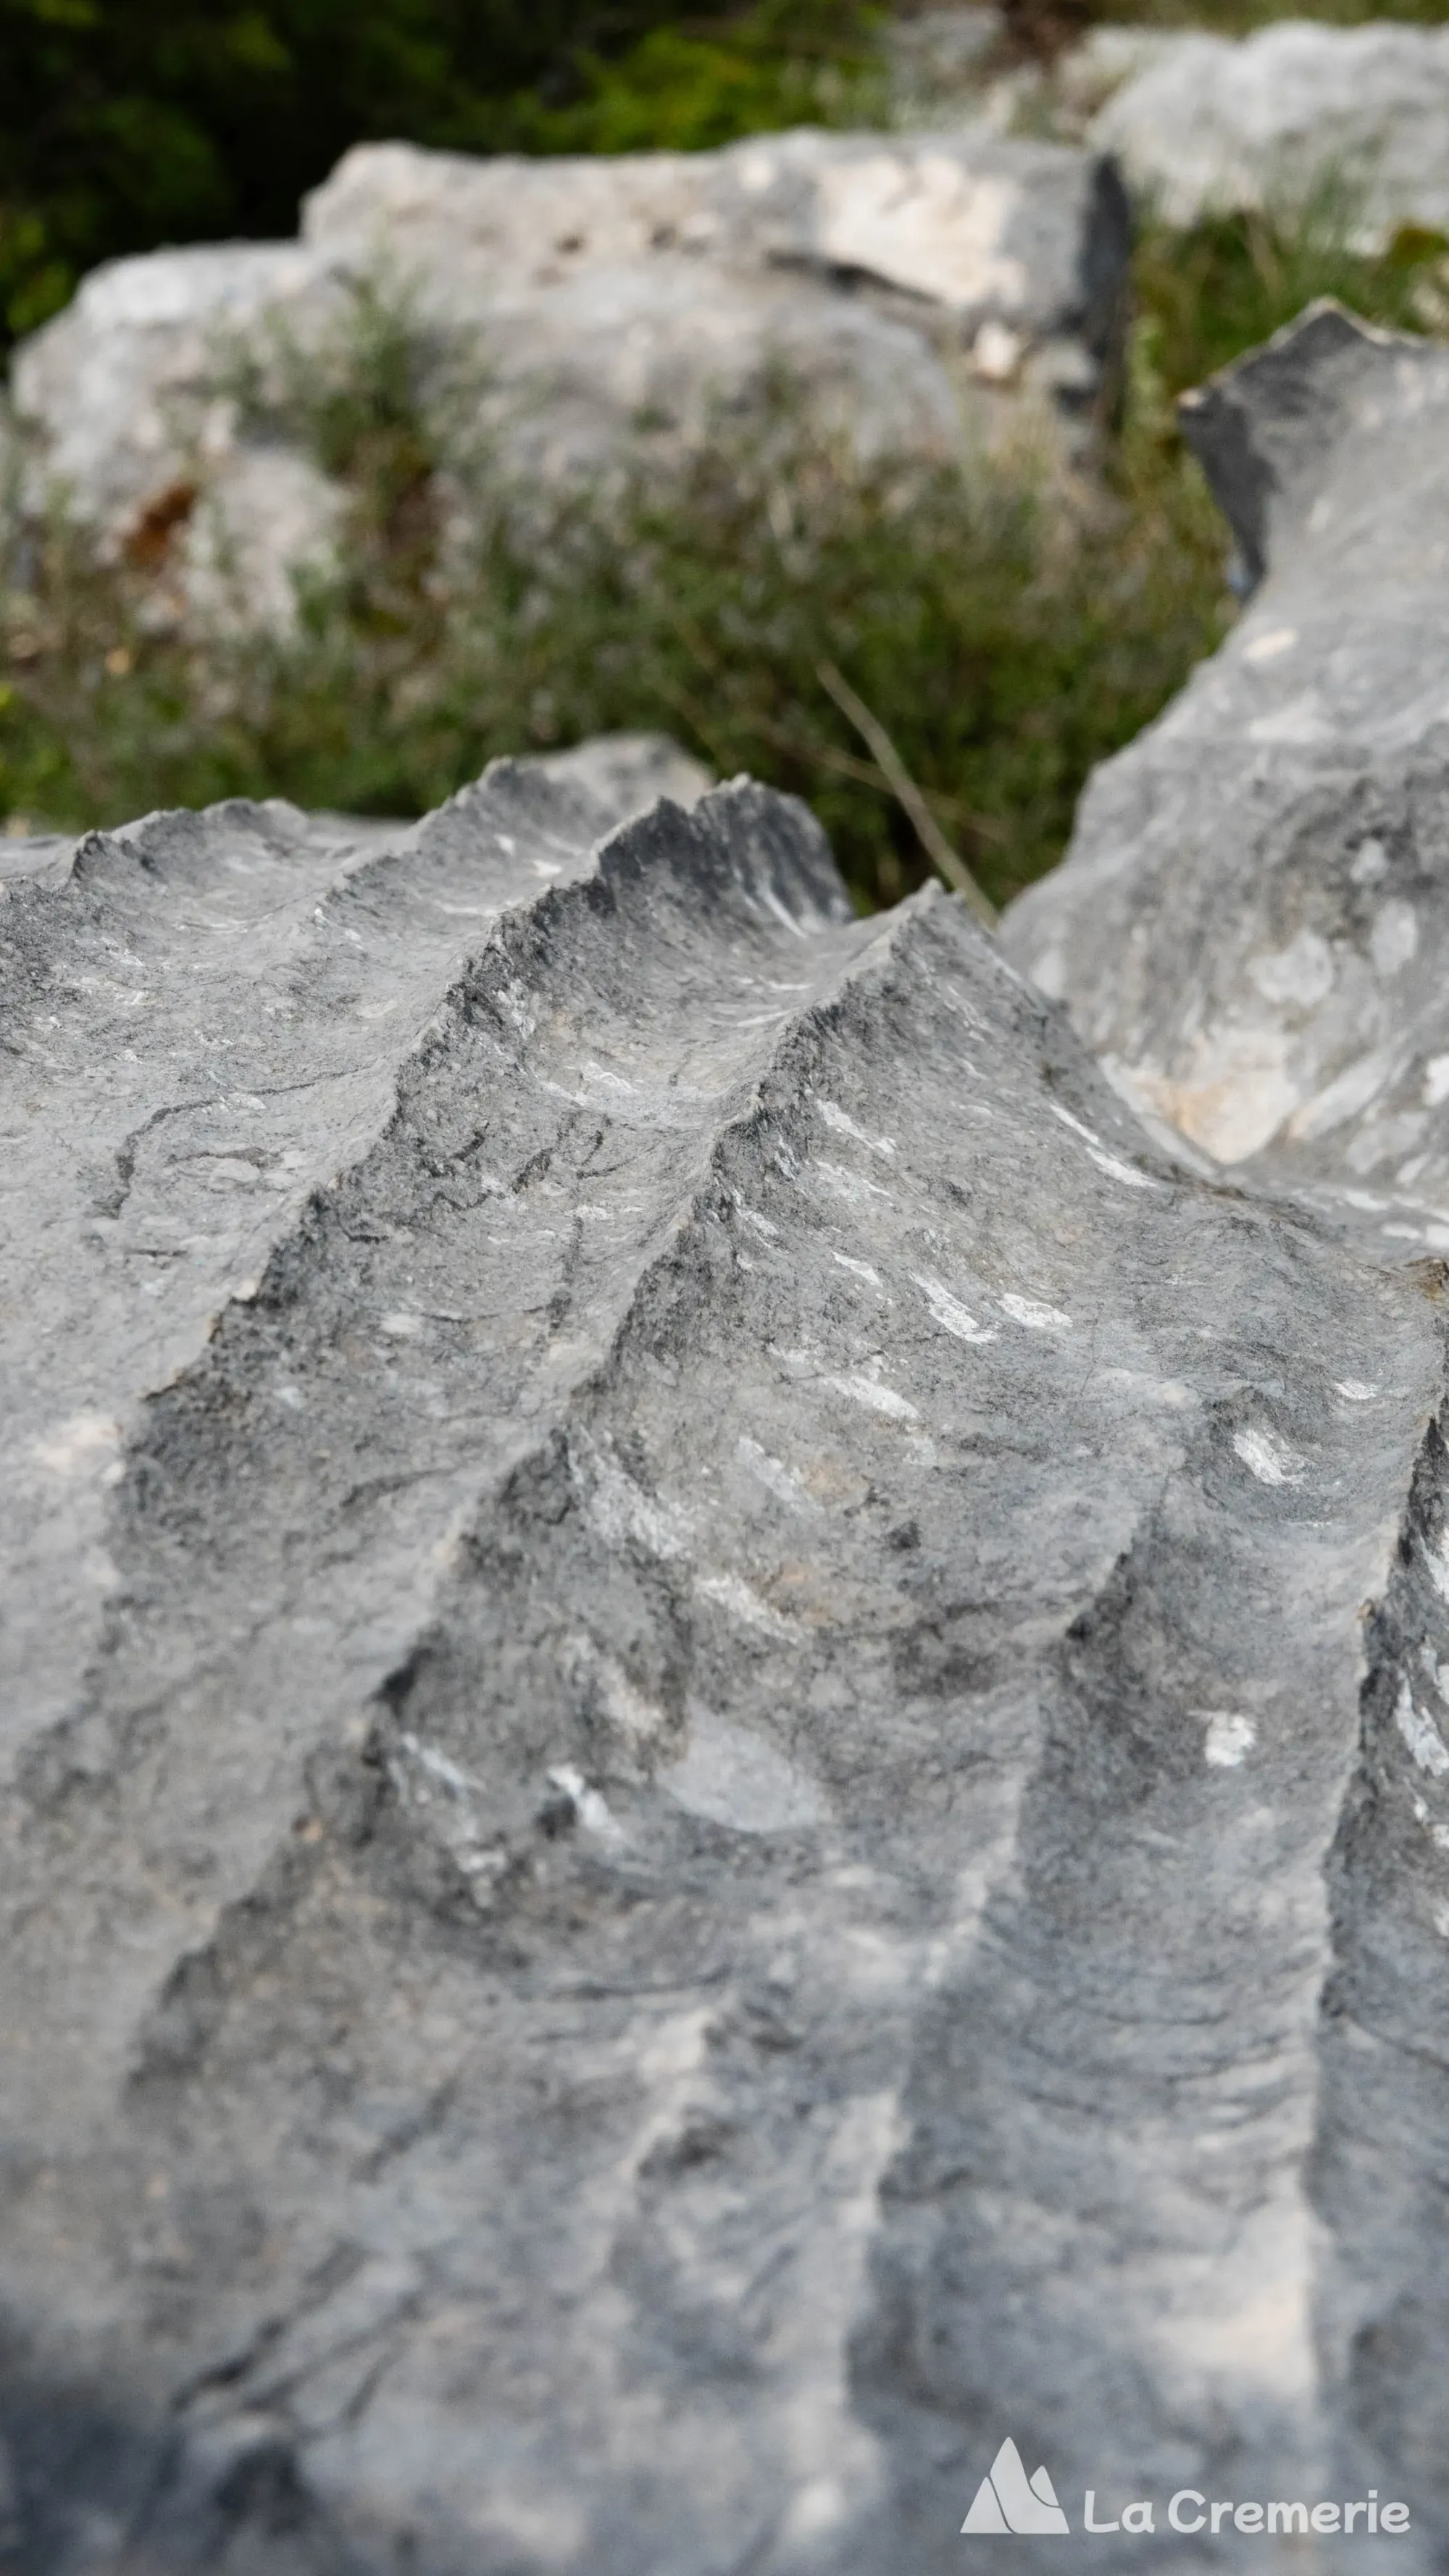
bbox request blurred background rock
[4,0,1449,911]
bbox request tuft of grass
[1135,181,1449,395]
[0,288,1226,908]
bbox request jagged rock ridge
[4,664,1449,2562]
[1004,303,1449,1247]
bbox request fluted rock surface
[5,676,1449,2563]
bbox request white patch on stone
[1203,1711,1256,1768]
[1046,1100,1163,1187]
[32,1412,122,1476]
[1424,1053,1449,1108]
[812,1158,891,1205]
[736,1435,814,1511]
[1350,837,1390,885]
[1242,625,1298,664]
[1248,694,1332,746]
[817,1099,895,1156]
[400,1732,478,1795]
[825,1371,920,1420]
[1370,900,1419,975]
[972,319,1024,381]
[379,1311,423,1338]
[573,1432,693,1559]
[1232,1425,1306,1486]
[815,156,1027,313]
[913,1274,998,1343]
[1289,1048,1400,1139]
[999,1292,1072,1331]
[665,1712,824,1834]
[598,1654,669,1744]
[1411,1790,1449,1852]
[547,1762,625,1844]
[1397,1680,1449,1778]
[696,1570,796,1635]
[737,1201,780,1239]
[1087,1142,1159,1189]
[832,1251,883,1287]
[1050,1103,1101,1145]
[1129,1033,1298,1165]
[1333,1379,1379,1402]
[1248,929,1333,1008]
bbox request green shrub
[1089,0,1448,28]
[1,266,1229,909]
[1136,180,1449,394]
[0,0,880,354]
[500,0,885,152]
[6,188,1449,908]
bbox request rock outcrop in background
[14,7,1449,651]
[7,298,1449,2566]
[1085,20,1449,243]
[7,127,1129,631]
[893,7,1449,248]
[1005,301,1449,1242]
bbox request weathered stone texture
[6,654,1449,2567]
[13,284,1449,2568]
[1003,302,1449,1247]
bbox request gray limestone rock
[6,693,1449,2562]
[1003,302,1449,1253]
[1087,19,1449,246]
[7,129,1129,628]
[1003,306,1449,2562]
[6,242,342,630]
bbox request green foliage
[1135,181,1449,393]
[1090,0,1448,26]
[7,0,1449,354]
[0,0,880,354]
[0,272,1225,910]
[6,184,1449,908]
[501,1,884,153]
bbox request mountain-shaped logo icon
[962,2438,1071,2535]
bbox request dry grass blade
[816,659,998,927]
